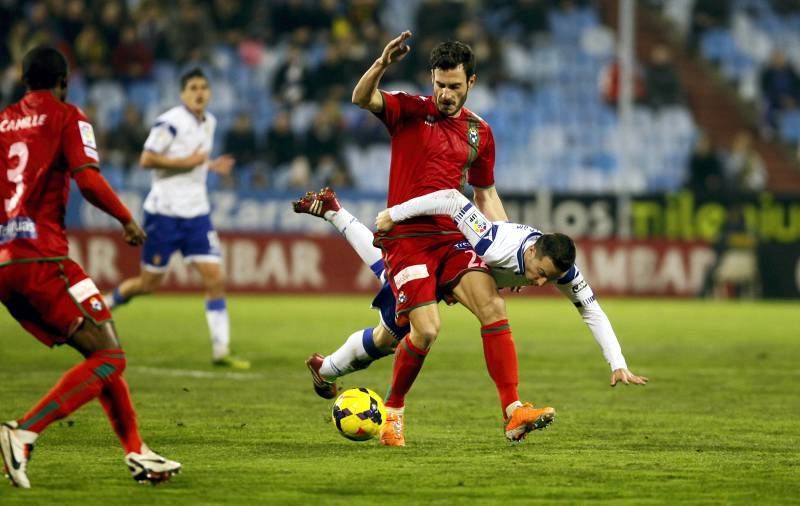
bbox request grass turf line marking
[130,366,265,381]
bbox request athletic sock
[106,287,130,309]
[385,335,428,409]
[17,349,127,434]
[326,208,383,277]
[206,298,230,360]
[321,327,390,380]
[480,320,520,416]
[99,375,143,454]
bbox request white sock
[505,400,523,419]
[326,208,383,274]
[205,298,230,360]
[320,328,381,380]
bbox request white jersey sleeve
[555,266,627,371]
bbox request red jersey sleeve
[467,124,495,188]
[61,106,101,173]
[375,91,431,135]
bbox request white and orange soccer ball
[331,388,386,441]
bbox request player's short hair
[535,233,576,273]
[22,46,68,90]
[429,41,476,78]
[180,67,208,90]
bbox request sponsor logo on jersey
[466,211,490,235]
[393,264,429,289]
[572,279,587,293]
[467,126,479,146]
[84,146,99,161]
[0,217,37,244]
[453,240,471,250]
[0,114,46,132]
[78,121,97,148]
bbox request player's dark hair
[22,46,68,90]
[180,67,208,90]
[535,233,576,273]
[429,40,476,77]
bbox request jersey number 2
[5,142,28,214]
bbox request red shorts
[377,234,489,326]
[0,259,112,347]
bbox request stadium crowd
[1,0,797,194]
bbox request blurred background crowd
[1,0,799,195]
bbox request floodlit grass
[1,295,798,504]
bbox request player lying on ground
[294,188,647,397]
[0,46,180,488]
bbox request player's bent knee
[68,320,122,357]
[474,295,508,324]
[373,325,399,352]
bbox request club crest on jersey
[398,291,407,304]
[467,126,479,146]
[89,297,103,312]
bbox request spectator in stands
[685,132,724,195]
[689,0,730,51]
[304,99,352,189]
[58,0,88,46]
[224,112,258,188]
[645,44,683,109]
[599,60,646,106]
[306,44,349,101]
[272,44,309,106]
[108,104,149,174]
[167,1,214,64]
[759,50,800,135]
[264,109,302,184]
[112,24,154,82]
[98,0,125,50]
[74,24,111,82]
[724,130,767,193]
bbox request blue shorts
[371,280,410,340]
[141,212,221,272]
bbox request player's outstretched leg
[292,187,341,218]
[306,326,396,399]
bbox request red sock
[99,376,143,454]
[17,349,127,434]
[385,335,429,409]
[481,320,519,416]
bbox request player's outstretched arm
[352,30,412,112]
[610,368,649,387]
[73,168,145,246]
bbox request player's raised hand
[378,31,412,66]
[610,368,649,387]
[375,209,396,231]
[122,220,146,246]
[209,154,235,175]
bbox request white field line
[129,366,265,381]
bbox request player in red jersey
[0,47,180,488]
[352,32,554,446]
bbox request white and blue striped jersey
[142,105,217,218]
[389,189,627,370]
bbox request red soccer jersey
[376,90,495,235]
[0,91,100,263]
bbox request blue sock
[111,287,129,306]
[362,327,391,359]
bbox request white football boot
[1,421,34,489]
[125,444,181,484]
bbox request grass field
[0,295,798,505]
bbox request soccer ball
[331,387,386,441]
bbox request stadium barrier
[66,190,799,297]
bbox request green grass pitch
[1,295,798,504]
